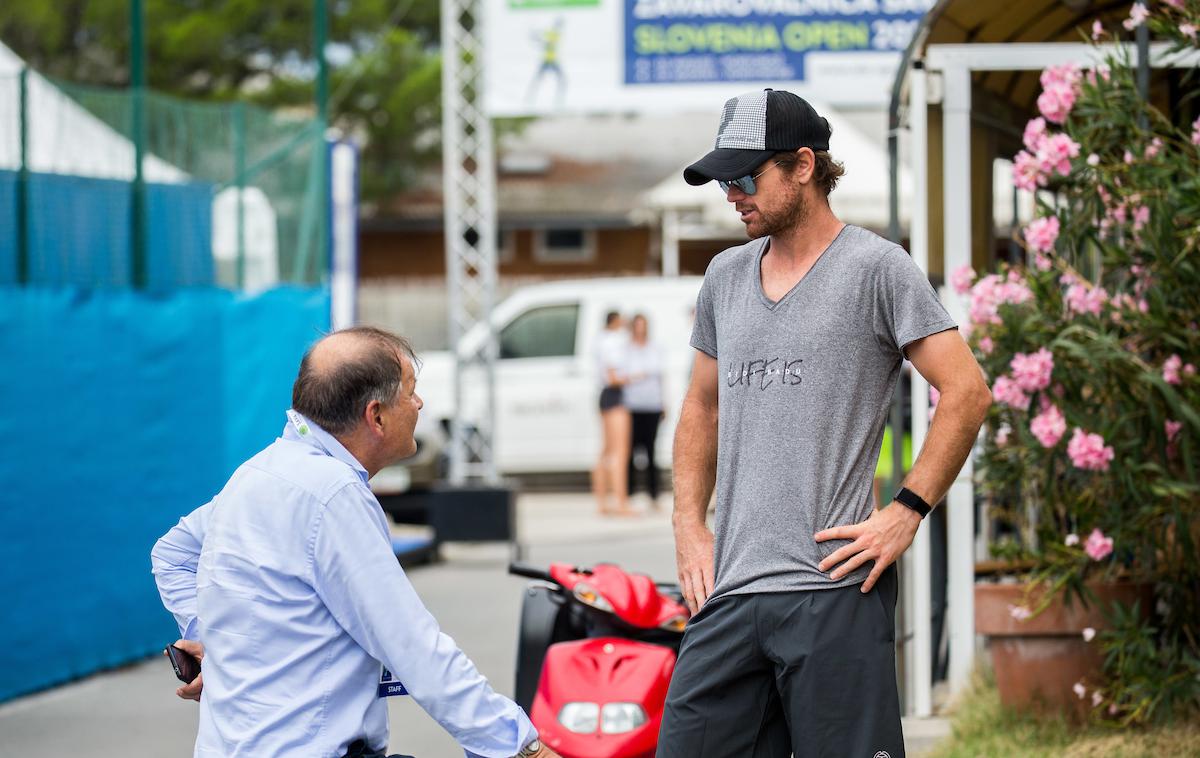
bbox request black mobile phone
[165,644,201,684]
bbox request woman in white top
[592,311,633,516]
[623,314,665,508]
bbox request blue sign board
[624,0,928,86]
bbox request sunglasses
[718,160,785,195]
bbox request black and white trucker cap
[684,88,832,186]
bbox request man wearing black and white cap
[659,89,991,757]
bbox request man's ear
[795,148,816,184]
[364,399,385,435]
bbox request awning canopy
[899,1,1149,156]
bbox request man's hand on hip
[168,638,205,701]
[674,522,715,614]
[814,504,922,593]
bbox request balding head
[292,327,417,435]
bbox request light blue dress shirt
[151,411,536,758]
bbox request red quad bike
[508,562,691,758]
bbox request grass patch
[927,671,1200,758]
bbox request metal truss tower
[440,0,499,484]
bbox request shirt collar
[283,409,370,484]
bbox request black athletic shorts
[599,385,623,411]
[656,565,903,758]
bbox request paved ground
[0,492,949,757]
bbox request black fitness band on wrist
[893,487,932,519]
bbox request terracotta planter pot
[974,581,1152,720]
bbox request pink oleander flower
[1087,153,1100,166]
[1132,205,1150,232]
[1010,604,1033,621]
[1038,90,1070,125]
[1165,0,1185,9]
[1073,681,1087,699]
[1092,690,1104,708]
[1024,215,1059,254]
[995,422,1011,447]
[1167,419,1183,458]
[1037,64,1081,124]
[1184,24,1199,41]
[1124,3,1149,31]
[1092,19,1104,40]
[1124,149,1135,164]
[968,275,1033,326]
[968,274,1003,325]
[1193,116,1200,146]
[1084,527,1114,560]
[1005,279,1033,304]
[979,336,994,355]
[1145,137,1163,159]
[1023,117,1047,152]
[1069,428,1115,471]
[1011,348,1054,392]
[1034,253,1052,271]
[951,264,975,295]
[1082,627,1096,642]
[1065,533,1080,546]
[1031,403,1067,447]
[1013,150,1045,191]
[1167,420,1183,441]
[1164,354,1183,385]
[1109,203,1127,225]
[1086,65,1112,87]
[1066,282,1108,317]
[993,376,1031,411]
[1039,133,1081,176]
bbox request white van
[397,276,703,481]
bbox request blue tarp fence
[0,286,330,702]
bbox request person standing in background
[624,314,665,510]
[592,311,633,516]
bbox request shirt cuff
[181,617,200,641]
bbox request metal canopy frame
[900,39,1200,718]
[441,0,499,484]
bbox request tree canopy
[0,0,442,200]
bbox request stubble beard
[744,184,809,240]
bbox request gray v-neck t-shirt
[690,224,957,599]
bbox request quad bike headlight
[558,702,600,733]
[572,582,614,613]
[600,702,648,734]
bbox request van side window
[499,304,579,359]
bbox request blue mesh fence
[0,67,326,290]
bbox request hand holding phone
[164,640,204,700]
[166,643,201,683]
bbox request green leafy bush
[952,4,1200,725]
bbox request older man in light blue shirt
[152,327,553,758]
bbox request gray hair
[291,326,418,435]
